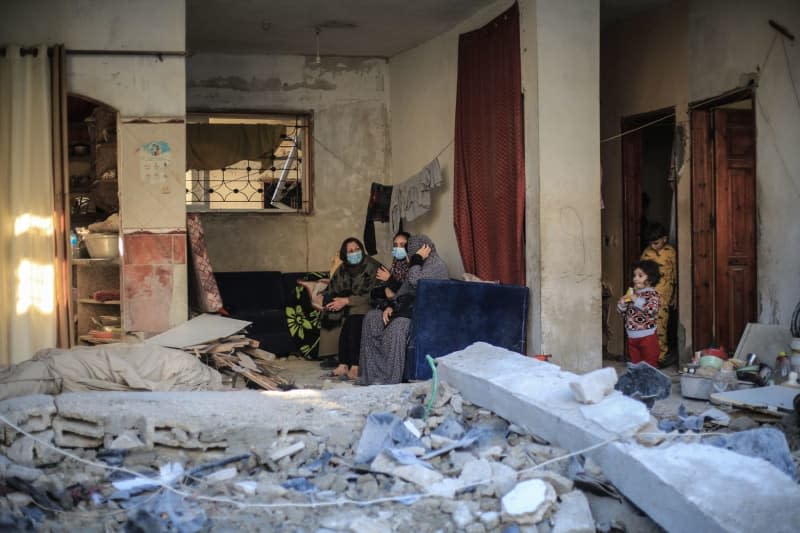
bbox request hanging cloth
[363,182,393,256]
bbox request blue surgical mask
[391,247,407,260]
[346,251,363,265]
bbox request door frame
[689,88,756,352]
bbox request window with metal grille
[185,113,312,213]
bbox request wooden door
[714,108,756,352]
[621,130,642,281]
[691,109,715,349]
[691,106,756,351]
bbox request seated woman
[371,231,411,305]
[359,234,448,385]
[322,237,381,380]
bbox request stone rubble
[0,381,667,532]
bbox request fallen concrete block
[0,454,42,482]
[269,441,305,462]
[552,490,594,533]
[521,470,574,496]
[501,479,557,524]
[371,450,443,487]
[579,393,650,436]
[438,342,800,533]
[569,367,617,404]
[205,466,238,483]
[0,395,56,444]
[7,430,61,467]
[52,417,103,448]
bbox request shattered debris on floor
[1,341,798,532]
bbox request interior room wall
[600,0,690,357]
[0,0,185,117]
[187,54,390,273]
[689,0,800,330]
[388,0,516,280]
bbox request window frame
[185,110,314,215]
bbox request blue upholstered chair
[404,278,529,380]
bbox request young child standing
[617,260,662,367]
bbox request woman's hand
[382,306,393,325]
[416,244,432,259]
[376,266,391,282]
[325,297,349,312]
[617,296,628,308]
[384,287,396,299]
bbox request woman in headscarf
[322,237,381,380]
[371,231,411,306]
[359,234,448,385]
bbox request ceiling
[187,1,673,57]
[187,0,496,58]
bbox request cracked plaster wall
[187,54,391,272]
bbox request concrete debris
[371,450,443,487]
[0,454,42,482]
[6,430,61,467]
[233,481,257,495]
[451,500,474,528]
[108,430,146,450]
[349,516,392,533]
[579,392,651,436]
[552,490,595,533]
[569,367,618,404]
[269,441,305,462]
[521,470,574,496]
[614,362,672,407]
[501,479,557,524]
[204,466,238,483]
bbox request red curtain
[454,3,525,285]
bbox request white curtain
[0,45,57,365]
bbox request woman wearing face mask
[322,237,381,380]
[373,231,411,302]
[359,234,448,385]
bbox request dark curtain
[454,3,525,285]
[50,45,70,347]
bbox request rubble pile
[0,382,657,532]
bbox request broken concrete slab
[144,313,251,349]
[552,490,594,533]
[0,454,42,482]
[269,441,305,462]
[437,342,800,533]
[370,450,442,487]
[0,395,56,444]
[569,366,617,404]
[501,479,557,524]
[711,385,798,413]
[733,323,792,368]
[579,393,650,436]
[6,430,61,466]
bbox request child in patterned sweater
[617,260,662,367]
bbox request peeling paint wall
[187,54,390,273]
[689,0,800,330]
[600,1,690,357]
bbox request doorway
[691,93,756,354]
[621,108,679,361]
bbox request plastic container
[680,374,713,400]
[774,352,791,385]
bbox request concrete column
[523,0,601,372]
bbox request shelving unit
[67,97,121,345]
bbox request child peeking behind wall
[617,260,662,367]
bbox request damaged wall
[600,1,690,357]
[689,0,800,330]
[186,54,391,273]
[391,0,602,372]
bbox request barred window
[185,113,312,213]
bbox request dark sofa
[214,271,327,357]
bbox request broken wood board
[711,385,799,413]
[145,314,251,348]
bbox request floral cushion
[284,272,328,359]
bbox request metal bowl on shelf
[72,143,90,156]
[84,232,119,258]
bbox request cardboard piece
[145,314,251,348]
[733,323,792,368]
